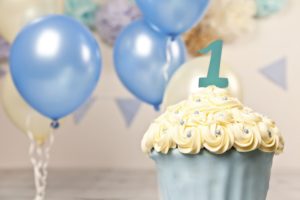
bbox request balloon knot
[170,35,176,42]
[51,120,60,129]
[154,104,161,112]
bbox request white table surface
[0,169,299,200]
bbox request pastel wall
[0,1,299,171]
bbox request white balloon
[162,56,243,109]
[0,0,63,42]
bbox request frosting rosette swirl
[142,86,284,155]
[172,125,203,154]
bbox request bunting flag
[116,97,141,127]
[260,58,287,90]
[73,96,97,124]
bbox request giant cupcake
[142,86,284,200]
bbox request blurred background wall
[0,0,299,171]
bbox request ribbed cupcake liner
[151,149,273,200]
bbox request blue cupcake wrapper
[151,149,274,200]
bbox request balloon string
[28,131,54,200]
[162,37,172,82]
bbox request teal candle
[198,40,229,88]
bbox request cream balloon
[0,0,63,43]
[0,73,54,145]
[162,56,243,108]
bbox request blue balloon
[135,0,210,36]
[114,20,186,109]
[10,15,102,120]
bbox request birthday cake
[142,86,284,200]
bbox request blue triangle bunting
[73,96,97,124]
[116,98,141,127]
[260,58,287,90]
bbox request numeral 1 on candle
[198,40,229,88]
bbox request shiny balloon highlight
[114,20,186,109]
[10,15,102,120]
[163,56,242,109]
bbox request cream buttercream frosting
[142,86,284,155]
